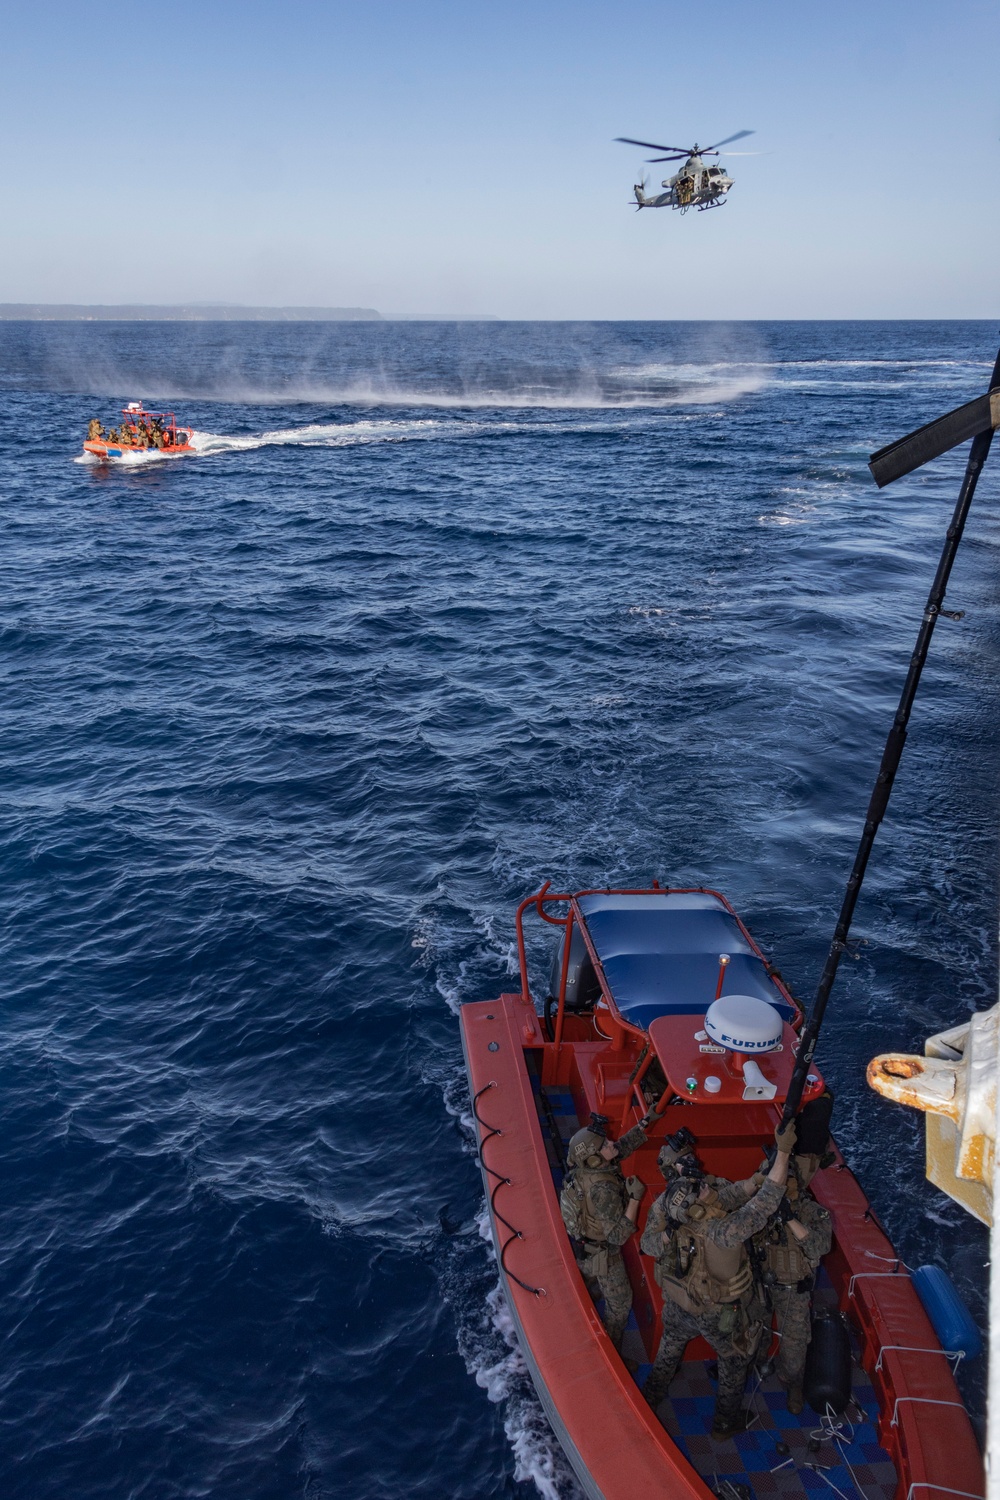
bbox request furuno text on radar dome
[704,995,783,1053]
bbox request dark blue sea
[0,320,997,1499]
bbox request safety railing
[514,881,803,1070]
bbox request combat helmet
[567,1126,610,1170]
[657,1125,703,1182]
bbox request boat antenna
[781,337,1000,1126]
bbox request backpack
[658,1223,753,1310]
[560,1170,590,1240]
[559,1167,613,1242]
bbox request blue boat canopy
[572,892,794,1032]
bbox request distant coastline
[0,304,499,322]
[0,304,384,322]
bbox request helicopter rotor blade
[646,154,689,162]
[615,137,693,154]
[703,129,755,151]
[868,391,998,488]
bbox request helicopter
[615,130,754,212]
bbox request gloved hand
[777,1195,795,1224]
[639,1106,664,1131]
[625,1175,647,1202]
[774,1118,797,1154]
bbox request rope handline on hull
[472,1082,544,1297]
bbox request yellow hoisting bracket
[868,1003,999,1227]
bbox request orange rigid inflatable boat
[82,402,194,461]
[460,884,983,1500]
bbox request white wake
[189,417,483,454]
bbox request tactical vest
[766,1226,811,1286]
[560,1164,624,1245]
[657,1221,754,1312]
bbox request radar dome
[705,994,783,1054]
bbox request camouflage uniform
[765,1191,832,1386]
[560,1122,647,1350]
[641,1176,783,1426]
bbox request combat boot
[711,1408,754,1440]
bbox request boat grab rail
[905,1486,983,1500]
[875,1346,965,1376]
[515,880,713,1003]
[513,882,802,1061]
[620,1046,655,1129]
[514,884,648,1052]
[848,1270,908,1299]
[891,1396,967,1427]
[472,1082,545,1298]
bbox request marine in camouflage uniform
[641,1121,798,1438]
[762,1159,832,1410]
[559,1119,650,1350]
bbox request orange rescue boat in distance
[82,401,195,461]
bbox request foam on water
[190,418,474,454]
[178,371,767,408]
[474,1281,581,1500]
[73,445,168,466]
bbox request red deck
[460,886,983,1500]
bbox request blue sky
[1,0,997,317]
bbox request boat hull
[82,432,194,461]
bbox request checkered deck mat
[532,1081,899,1500]
[629,1337,897,1500]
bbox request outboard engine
[803,1308,852,1415]
[544,926,601,1036]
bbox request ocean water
[0,319,997,1499]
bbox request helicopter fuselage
[634,151,734,212]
